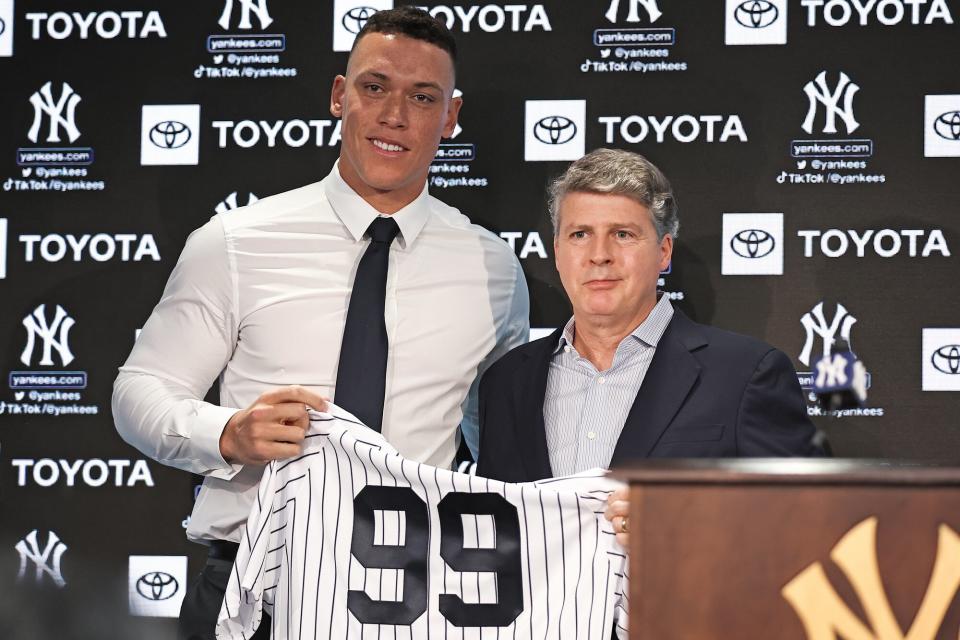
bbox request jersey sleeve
[216,459,281,639]
[613,554,630,640]
[591,478,629,640]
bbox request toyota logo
[932,345,960,375]
[731,229,775,258]
[734,0,779,28]
[533,116,577,145]
[136,571,179,601]
[342,6,377,34]
[149,121,192,150]
[0,18,6,37]
[934,111,960,141]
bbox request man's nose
[378,92,408,128]
[589,236,614,265]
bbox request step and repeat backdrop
[1,0,958,637]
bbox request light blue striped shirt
[544,294,674,476]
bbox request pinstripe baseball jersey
[216,406,629,640]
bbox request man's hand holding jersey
[219,385,328,466]
[605,486,631,548]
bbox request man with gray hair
[477,148,821,544]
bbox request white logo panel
[129,555,188,617]
[0,0,13,56]
[924,95,960,157]
[922,328,960,391]
[141,105,201,166]
[529,328,556,342]
[725,0,787,45]
[721,213,783,275]
[333,0,393,52]
[524,100,586,162]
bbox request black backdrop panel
[1,1,958,637]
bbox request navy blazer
[476,309,824,483]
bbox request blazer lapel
[610,311,707,464]
[511,329,561,481]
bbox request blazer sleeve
[736,348,826,457]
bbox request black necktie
[334,216,401,431]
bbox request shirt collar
[557,317,577,353]
[323,160,432,250]
[554,293,675,355]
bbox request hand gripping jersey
[217,407,629,640]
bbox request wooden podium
[614,459,960,640]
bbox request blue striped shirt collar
[555,292,674,355]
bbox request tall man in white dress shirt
[112,8,528,639]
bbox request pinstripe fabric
[216,406,629,639]
[544,295,674,476]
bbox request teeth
[373,139,404,152]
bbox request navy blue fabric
[477,309,825,483]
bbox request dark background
[1,1,958,637]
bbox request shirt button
[587,431,597,440]
[564,346,571,353]
[598,376,606,384]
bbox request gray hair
[548,148,679,240]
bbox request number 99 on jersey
[348,485,524,627]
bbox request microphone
[811,339,868,412]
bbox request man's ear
[330,75,346,118]
[441,94,463,139]
[659,234,674,272]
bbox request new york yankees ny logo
[15,530,68,588]
[21,304,76,367]
[604,0,662,23]
[27,81,81,144]
[800,302,857,368]
[215,192,259,215]
[782,517,960,640]
[219,0,273,30]
[802,71,861,135]
[815,353,850,387]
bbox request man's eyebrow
[355,71,444,93]
[356,70,389,81]
[564,221,645,231]
[412,81,444,93]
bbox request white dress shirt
[112,164,529,543]
[544,294,673,476]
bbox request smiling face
[331,32,461,212]
[554,191,673,330]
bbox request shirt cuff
[192,404,244,480]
